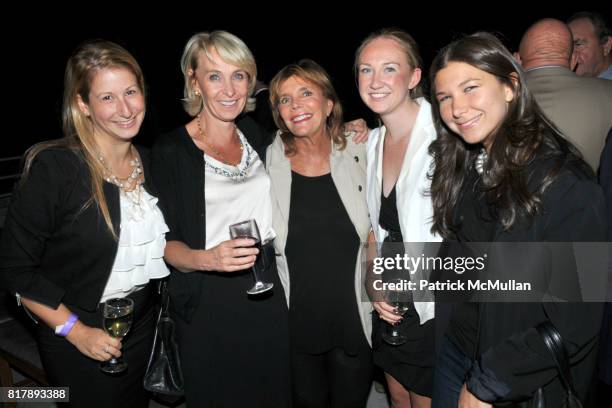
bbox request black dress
[372,185,436,397]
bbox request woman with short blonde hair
[151,31,290,407]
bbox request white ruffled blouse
[100,187,170,303]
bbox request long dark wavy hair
[428,32,588,239]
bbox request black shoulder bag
[525,321,583,408]
[143,280,184,396]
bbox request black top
[379,185,402,238]
[0,146,157,312]
[447,168,496,359]
[285,171,363,354]
[378,184,408,285]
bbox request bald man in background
[517,18,612,171]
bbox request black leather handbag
[520,321,583,408]
[143,280,184,396]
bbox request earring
[194,90,200,96]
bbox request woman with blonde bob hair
[0,40,170,407]
[267,59,374,407]
[151,31,290,407]
[181,31,257,117]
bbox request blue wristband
[55,313,78,337]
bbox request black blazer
[0,145,157,312]
[455,156,607,405]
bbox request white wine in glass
[100,297,134,374]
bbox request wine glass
[381,278,410,346]
[229,219,274,295]
[100,297,134,373]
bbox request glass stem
[251,266,262,285]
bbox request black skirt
[372,230,436,397]
[174,242,291,408]
[372,304,435,397]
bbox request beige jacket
[266,133,373,345]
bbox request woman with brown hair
[267,59,373,407]
[0,40,169,407]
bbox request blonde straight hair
[23,40,146,238]
[180,30,257,117]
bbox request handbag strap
[157,279,170,317]
[535,321,576,395]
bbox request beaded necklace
[97,146,144,208]
[474,148,488,176]
[196,113,243,166]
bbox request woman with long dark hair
[429,32,605,407]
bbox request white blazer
[266,133,373,345]
[366,97,441,324]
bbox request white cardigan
[366,97,441,324]
[266,133,373,345]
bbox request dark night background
[1,7,612,404]
[2,5,608,192]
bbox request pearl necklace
[196,113,243,166]
[97,146,144,210]
[474,148,488,175]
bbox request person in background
[516,18,612,172]
[0,40,169,407]
[567,11,612,80]
[246,79,276,139]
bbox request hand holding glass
[381,279,410,346]
[229,219,274,295]
[100,297,134,373]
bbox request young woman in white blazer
[266,59,374,407]
[356,28,441,408]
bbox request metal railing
[0,156,22,182]
[0,156,21,214]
